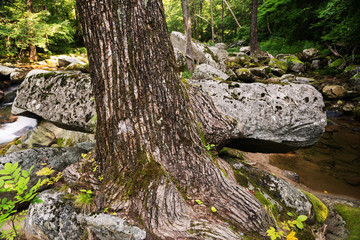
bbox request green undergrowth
[334,204,360,240]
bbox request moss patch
[302,191,328,224]
[334,204,360,240]
[330,59,344,68]
[219,147,244,160]
[351,72,360,79]
[269,58,288,72]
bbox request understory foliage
[0,0,79,58]
[164,0,360,58]
[0,163,60,240]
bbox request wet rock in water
[322,85,346,99]
[190,79,327,151]
[282,170,300,183]
[192,64,229,81]
[13,71,96,132]
[24,189,147,240]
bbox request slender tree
[27,0,37,61]
[76,0,270,238]
[181,0,195,72]
[250,0,261,55]
[210,0,215,43]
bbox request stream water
[270,115,360,200]
[0,104,37,145]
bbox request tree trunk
[192,0,197,40]
[210,0,215,43]
[76,0,270,238]
[250,0,261,56]
[27,0,37,61]
[221,0,224,42]
[181,0,195,72]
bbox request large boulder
[235,68,253,82]
[191,64,229,81]
[278,55,305,73]
[24,189,147,240]
[170,31,225,71]
[322,85,346,99]
[189,79,327,151]
[173,48,187,71]
[13,71,96,132]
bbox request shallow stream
[270,115,360,200]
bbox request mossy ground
[302,191,328,224]
[334,204,360,240]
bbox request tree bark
[210,0,215,43]
[76,0,270,238]
[221,0,224,42]
[27,0,37,61]
[181,0,195,72]
[250,0,261,56]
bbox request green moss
[302,191,328,224]
[233,169,248,187]
[125,151,165,198]
[285,55,303,64]
[219,147,244,160]
[329,59,344,68]
[269,58,288,72]
[254,191,271,206]
[334,204,360,240]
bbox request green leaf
[195,199,203,205]
[297,215,308,222]
[296,221,304,229]
[287,212,293,217]
[9,162,19,173]
[211,206,217,212]
[22,170,29,178]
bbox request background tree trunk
[250,0,261,56]
[181,0,195,72]
[76,0,270,238]
[27,0,37,61]
[210,0,215,43]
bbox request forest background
[0,0,359,63]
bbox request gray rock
[249,66,270,78]
[280,74,296,82]
[10,70,26,84]
[192,64,229,81]
[24,189,84,240]
[208,46,228,61]
[174,48,187,71]
[24,189,147,240]
[0,65,17,77]
[170,31,225,71]
[58,55,86,67]
[64,62,89,73]
[189,79,327,149]
[302,48,320,61]
[82,214,146,240]
[13,71,96,132]
[279,55,305,73]
[239,46,250,54]
[234,163,313,217]
[235,68,253,82]
[215,43,227,50]
[295,77,314,84]
[322,85,346,99]
[282,170,300,183]
[311,60,320,70]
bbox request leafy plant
[204,144,215,151]
[74,189,93,212]
[266,213,307,240]
[0,162,53,240]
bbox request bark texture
[27,0,37,61]
[250,0,260,56]
[181,0,195,72]
[77,0,270,238]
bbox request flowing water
[270,116,360,200]
[0,104,37,145]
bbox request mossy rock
[219,147,244,160]
[269,58,288,73]
[334,204,360,240]
[302,191,328,224]
[351,72,360,79]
